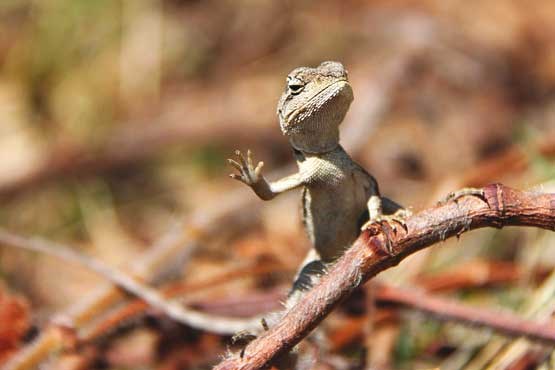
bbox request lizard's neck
[288,125,340,154]
[293,144,344,160]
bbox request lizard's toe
[230,331,257,359]
[361,214,408,233]
[230,318,268,359]
[438,188,485,206]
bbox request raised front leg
[228,150,303,200]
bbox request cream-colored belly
[302,181,368,262]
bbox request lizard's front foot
[230,318,269,359]
[361,210,411,255]
[228,149,264,187]
[230,330,257,358]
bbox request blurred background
[0,1,554,369]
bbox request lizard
[228,61,410,308]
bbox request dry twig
[0,229,265,335]
[1,200,255,370]
[376,284,555,344]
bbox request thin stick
[81,264,286,343]
[214,184,555,370]
[375,284,555,344]
[0,229,263,335]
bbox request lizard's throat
[279,83,352,154]
[286,124,340,154]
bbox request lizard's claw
[361,210,411,233]
[361,211,411,255]
[230,318,269,359]
[230,330,257,359]
[437,188,486,206]
[228,149,264,186]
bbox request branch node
[484,183,507,228]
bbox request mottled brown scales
[229,61,408,305]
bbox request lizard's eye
[287,77,305,95]
[287,83,304,95]
[288,83,304,95]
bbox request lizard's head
[277,61,353,153]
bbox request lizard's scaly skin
[229,61,407,304]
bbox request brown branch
[214,184,555,370]
[0,229,268,335]
[311,278,555,352]
[2,199,257,370]
[81,264,286,343]
[375,284,555,344]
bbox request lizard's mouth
[282,79,350,124]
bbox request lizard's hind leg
[286,249,327,310]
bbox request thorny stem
[214,184,555,370]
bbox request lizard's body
[229,61,407,304]
[296,146,376,262]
